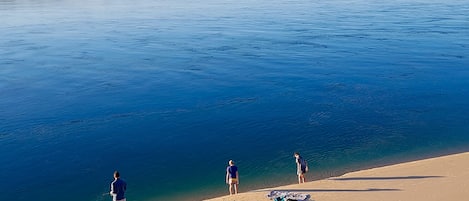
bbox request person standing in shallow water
[226,160,239,195]
[110,171,127,201]
[294,152,308,184]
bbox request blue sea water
[1,0,469,200]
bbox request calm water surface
[1,0,469,200]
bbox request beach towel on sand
[267,191,311,201]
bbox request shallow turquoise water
[1,0,469,200]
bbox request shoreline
[205,152,469,201]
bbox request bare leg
[298,174,305,183]
[229,184,233,195]
[234,183,238,194]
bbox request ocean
[1,0,468,200]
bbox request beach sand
[206,152,469,201]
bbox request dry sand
[206,152,469,201]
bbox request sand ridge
[206,152,469,201]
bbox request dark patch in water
[210,45,237,51]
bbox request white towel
[267,190,311,201]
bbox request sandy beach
[206,152,469,201]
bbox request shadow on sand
[254,188,401,192]
[251,176,445,194]
[330,176,443,181]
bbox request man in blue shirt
[110,171,127,201]
[226,160,239,195]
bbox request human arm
[236,171,239,184]
[296,158,301,170]
[110,182,116,196]
[226,169,230,184]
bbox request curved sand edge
[206,152,469,201]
